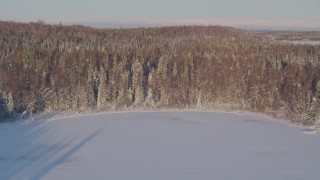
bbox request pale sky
[1,0,320,30]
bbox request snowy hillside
[1,22,320,125]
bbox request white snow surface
[280,39,320,45]
[0,111,320,180]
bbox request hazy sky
[1,0,320,30]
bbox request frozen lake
[281,39,320,45]
[0,111,319,180]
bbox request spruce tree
[7,92,14,116]
[132,60,144,106]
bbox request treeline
[0,21,319,124]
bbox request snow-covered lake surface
[281,39,320,45]
[0,111,319,180]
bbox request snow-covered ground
[281,39,320,45]
[0,111,319,180]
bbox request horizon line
[2,18,320,31]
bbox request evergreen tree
[132,59,144,106]
[145,88,155,107]
[7,92,14,116]
[97,69,107,108]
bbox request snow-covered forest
[0,21,320,124]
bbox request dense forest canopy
[0,21,319,124]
